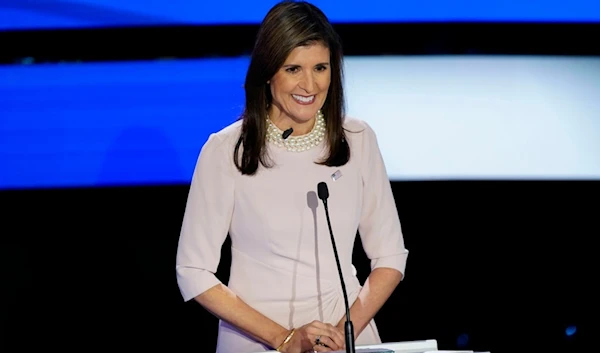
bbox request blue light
[456,333,469,348]
[0,0,598,31]
[0,58,249,190]
[566,325,577,336]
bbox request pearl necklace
[266,111,326,152]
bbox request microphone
[317,182,355,353]
[282,127,293,139]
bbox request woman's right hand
[279,320,345,353]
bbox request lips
[292,94,315,104]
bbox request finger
[312,344,333,352]
[324,323,344,338]
[305,322,344,350]
[318,336,339,351]
[304,324,329,341]
[324,326,345,348]
[304,321,322,336]
[308,322,343,349]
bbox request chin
[297,112,319,120]
[292,106,322,121]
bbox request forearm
[195,283,289,349]
[337,267,403,338]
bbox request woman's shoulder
[204,119,243,149]
[343,116,369,131]
[343,116,377,141]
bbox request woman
[175,1,409,352]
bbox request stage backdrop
[1,0,599,31]
[1,55,600,190]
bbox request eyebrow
[282,62,330,67]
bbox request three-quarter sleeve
[357,122,409,278]
[176,132,235,301]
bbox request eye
[315,65,328,72]
[285,66,300,73]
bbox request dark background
[2,20,599,353]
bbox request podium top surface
[257,339,489,353]
[260,339,438,353]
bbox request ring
[315,335,321,345]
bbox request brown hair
[234,0,349,175]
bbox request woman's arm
[176,133,290,347]
[335,267,402,338]
[342,121,408,337]
[197,284,346,352]
[195,284,291,348]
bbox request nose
[298,72,315,93]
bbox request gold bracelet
[276,328,296,352]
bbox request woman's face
[268,42,331,129]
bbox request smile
[292,94,315,104]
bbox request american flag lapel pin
[331,170,342,181]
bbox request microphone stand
[318,182,355,353]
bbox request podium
[259,339,438,353]
[257,339,490,353]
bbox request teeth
[292,95,314,103]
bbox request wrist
[272,328,291,350]
[274,328,296,352]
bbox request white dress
[176,118,409,353]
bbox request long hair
[234,0,350,175]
